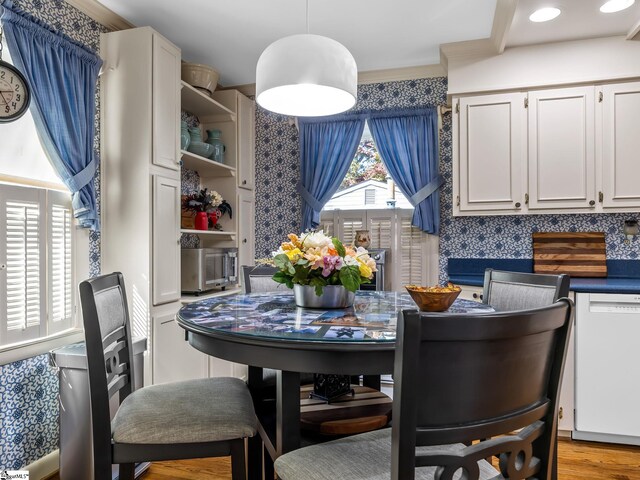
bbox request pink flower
[322,255,343,277]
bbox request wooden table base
[300,384,392,436]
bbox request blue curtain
[298,115,366,230]
[368,108,442,234]
[1,0,102,230]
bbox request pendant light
[255,0,357,117]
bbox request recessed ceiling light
[600,0,635,13]
[529,7,561,22]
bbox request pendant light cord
[306,0,310,34]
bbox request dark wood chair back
[392,299,574,480]
[79,272,135,475]
[483,269,570,311]
[241,264,281,293]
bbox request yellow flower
[358,261,373,279]
[288,233,302,248]
[285,248,302,261]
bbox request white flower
[301,230,333,249]
[343,255,359,266]
[209,191,223,208]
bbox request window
[320,121,437,290]
[0,184,74,347]
[0,36,79,353]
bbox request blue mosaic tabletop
[177,291,494,343]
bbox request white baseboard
[25,449,59,480]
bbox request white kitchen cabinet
[153,175,181,305]
[453,81,640,216]
[237,93,256,191]
[528,86,596,210]
[237,188,255,270]
[600,82,640,209]
[151,34,181,171]
[455,92,525,214]
[457,285,484,303]
[152,304,208,385]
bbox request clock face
[0,60,30,123]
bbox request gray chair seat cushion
[112,377,257,444]
[274,428,498,480]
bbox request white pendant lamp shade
[256,34,357,117]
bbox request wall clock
[0,58,30,123]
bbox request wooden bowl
[404,285,461,312]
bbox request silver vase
[293,284,355,309]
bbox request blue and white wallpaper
[0,0,107,470]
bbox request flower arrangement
[182,188,232,217]
[272,231,377,295]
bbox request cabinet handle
[559,407,564,419]
[515,202,521,209]
[242,239,247,244]
[242,180,247,185]
[589,200,595,207]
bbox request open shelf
[181,229,236,241]
[181,81,235,119]
[181,150,236,177]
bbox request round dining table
[176,290,494,479]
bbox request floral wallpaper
[0,0,107,470]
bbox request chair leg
[119,463,135,480]
[231,438,247,480]
[247,435,262,480]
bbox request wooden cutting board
[533,232,607,277]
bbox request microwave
[181,248,237,293]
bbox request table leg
[276,370,301,455]
[263,443,275,480]
[247,366,264,480]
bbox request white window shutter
[399,216,426,287]
[368,215,393,250]
[48,191,73,333]
[0,185,46,345]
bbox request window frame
[0,181,86,365]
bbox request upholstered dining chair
[79,272,257,480]
[274,299,574,480]
[483,269,570,311]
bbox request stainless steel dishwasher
[574,292,640,446]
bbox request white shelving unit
[180,81,235,120]
[180,150,236,177]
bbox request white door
[456,92,525,214]
[528,86,596,210]
[152,175,181,305]
[237,189,255,271]
[152,33,181,171]
[601,82,640,208]
[237,93,255,190]
[152,306,208,384]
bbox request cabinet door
[152,175,181,305]
[457,93,525,213]
[237,189,255,270]
[237,93,255,190]
[601,82,640,208]
[558,319,575,433]
[528,86,596,210]
[152,33,181,171]
[152,307,208,385]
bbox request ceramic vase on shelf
[180,121,190,151]
[205,129,226,163]
[208,210,219,229]
[194,211,208,230]
[293,284,355,309]
[188,126,203,143]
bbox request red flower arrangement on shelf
[182,188,232,231]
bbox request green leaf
[339,266,361,292]
[273,253,295,275]
[332,238,346,257]
[309,277,327,296]
[272,271,290,284]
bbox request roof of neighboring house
[332,180,388,198]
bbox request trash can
[51,337,148,480]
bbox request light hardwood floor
[51,438,639,480]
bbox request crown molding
[224,64,447,97]
[65,0,133,31]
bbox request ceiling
[96,0,640,87]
